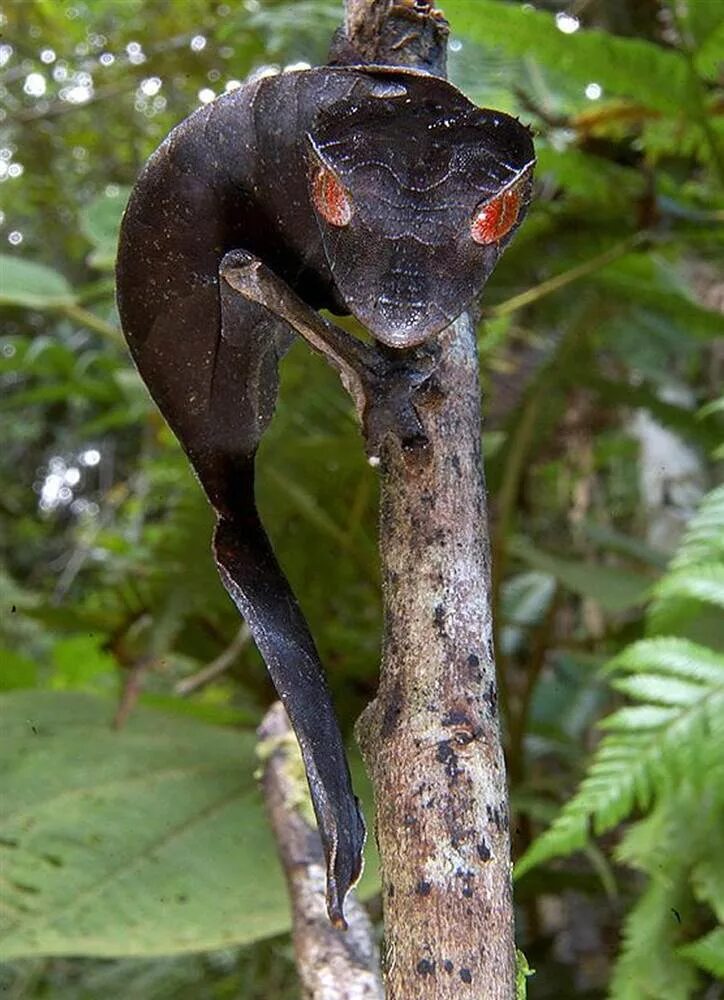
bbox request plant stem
[58,302,122,344]
[486,233,645,319]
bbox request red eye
[311,163,353,227]
[471,180,523,246]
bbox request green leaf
[445,0,691,115]
[509,536,650,613]
[0,650,37,691]
[0,691,375,959]
[0,255,76,309]
[611,637,724,686]
[678,927,724,978]
[79,188,131,271]
[50,635,117,691]
[695,20,724,78]
[654,564,724,611]
[611,673,708,707]
[515,948,535,999]
[670,483,724,569]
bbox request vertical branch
[358,318,515,997]
[346,2,516,995]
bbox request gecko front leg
[220,250,437,461]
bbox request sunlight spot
[198,87,215,104]
[40,48,56,64]
[80,448,101,467]
[555,12,580,33]
[126,41,145,65]
[140,76,162,96]
[190,34,207,52]
[24,72,47,96]
[61,84,93,104]
[8,231,23,245]
[585,82,602,100]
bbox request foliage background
[0,0,722,996]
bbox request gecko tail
[212,505,366,926]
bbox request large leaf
[509,536,650,613]
[445,0,692,115]
[0,691,376,959]
[0,256,76,309]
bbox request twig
[113,658,153,729]
[258,703,384,1000]
[485,232,647,320]
[174,624,250,695]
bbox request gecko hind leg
[208,249,366,928]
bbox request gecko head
[307,71,535,349]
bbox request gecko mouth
[358,295,452,348]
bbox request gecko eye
[311,163,353,227]
[470,179,524,246]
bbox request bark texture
[259,703,384,1000]
[357,316,515,998]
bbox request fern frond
[678,928,724,979]
[654,564,724,612]
[611,637,724,685]
[608,849,699,1000]
[669,483,724,568]
[516,641,724,877]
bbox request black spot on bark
[467,653,479,669]
[417,958,436,976]
[477,839,491,861]
[487,803,505,831]
[381,679,405,737]
[388,883,395,898]
[460,968,472,984]
[416,880,432,896]
[433,603,446,636]
[451,453,461,477]
[483,682,497,717]
[436,739,460,780]
[442,709,471,727]
[443,960,454,974]
[456,869,475,898]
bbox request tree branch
[258,703,384,1000]
[344,2,516,995]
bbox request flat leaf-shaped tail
[116,133,365,926]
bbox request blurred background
[1,1,722,997]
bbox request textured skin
[116,65,534,925]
